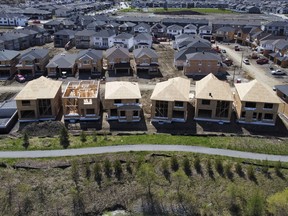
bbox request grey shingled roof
[76,49,103,60]
[75,29,96,37]
[184,24,197,30]
[54,29,76,36]
[199,25,212,31]
[94,29,115,38]
[186,52,221,61]
[0,50,20,61]
[106,47,129,59]
[133,47,158,59]
[114,32,133,40]
[275,85,288,96]
[167,24,183,31]
[20,48,49,61]
[46,53,77,69]
[216,26,235,32]
[134,22,151,30]
[134,33,152,41]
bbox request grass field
[150,8,235,14]
[118,7,235,14]
[1,134,287,156]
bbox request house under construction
[62,80,101,122]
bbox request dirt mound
[154,10,204,15]
[21,121,65,137]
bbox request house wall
[234,92,279,125]
[17,54,50,76]
[184,59,219,75]
[76,58,102,73]
[105,98,141,122]
[107,56,130,65]
[194,98,233,122]
[0,57,19,76]
[151,100,188,122]
[135,55,158,65]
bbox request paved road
[0,145,288,162]
[217,44,284,88]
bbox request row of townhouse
[13,74,287,127]
[0,25,52,51]
[0,46,159,79]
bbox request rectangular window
[22,100,31,106]
[155,101,168,117]
[202,100,210,105]
[120,111,125,117]
[245,102,256,108]
[264,113,273,120]
[252,112,257,119]
[86,109,94,114]
[110,109,117,116]
[174,101,184,107]
[114,99,121,104]
[264,103,273,109]
[241,111,246,118]
[133,110,139,117]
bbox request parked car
[234,45,240,51]
[223,58,233,66]
[221,49,226,53]
[271,69,286,75]
[243,59,250,65]
[15,74,26,83]
[32,20,41,24]
[256,58,269,65]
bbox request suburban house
[62,80,101,122]
[105,46,131,75]
[54,29,76,48]
[134,33,153,49]
[16,48,50,77]
[118,22,136,33]
[0,49,20,79]
[75,29,96,49]
[173,34,210,50]
[0,13,28,27]
[174,40,212,69]
[167,24,183,38]
[234,80,281,125]
[199,25,213,40]
[183,24,198,35]
[113,32,134,50]
[183,52,224,76]
[86,20,106,31]
[104,81,142,122]
[75,49,103,78]
[235,27,254,45]
[43,19,75,34]
[214,26,235,42]
[261,21,288,36]
[93,29,116,50]
[194,73,233,122]
[105,22,120,34]
[150,23,167,37]
[133,47,159,75]
[14,76,62,122]
[134,22,151,33]
[150,77,190,123]
[46,53,77,77]
[274,85,288,119]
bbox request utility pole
[240,51,244,68]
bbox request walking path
[0,145,288,162]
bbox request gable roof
[216,26,235,32]
[20,48,49,61]
[134,22,151,30]
[119,22,136,28]
[114,32,133,40]
[15,76,62,100]
[186,52,221,61]
[195,73,233,101]
[184,24,197,30]
[46,53,77,68]
[235,80,281,103]
[76,49,103,60]
[75,29,96,37]
[54,29,76,36]
[105,81,141,99]
[134,33,152,41]
[151,77,190,101]
[106,46,129,59]
[167,24,183,31]
[199,25,212,31]
[94,29,115,38]
[0,49,20,61]
[133,47,158,59]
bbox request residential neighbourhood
[1,1,288,216]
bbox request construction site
[62,80,101,122]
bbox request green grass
[150,8,235,14]
[118,7,236,14]
[1,134,288,156]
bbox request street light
[240,51,244,69]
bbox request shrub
[126,161,133,174]
[60,127,70,149]
[194,157,202,174]
[162,160,170,181]
[183,157,192,176]
[235,163,244,177]
[215,159,224,176]
[22,133,29,150]
[94,163,102,187]
[247,165,256,182]
[225,163,233,180]
[171,155,179,172]
[114,160,123,181]
[80,131,87,143]
[104,159,112,178]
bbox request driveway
[1,145,288,162]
